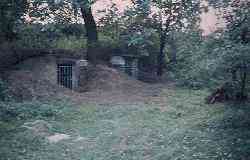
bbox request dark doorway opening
[57,64,73,89]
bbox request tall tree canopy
[99,0,202,75]
[203,0,250,100]
[207,0,250,43]
[151,0,201,76]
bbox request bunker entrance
[57,63,73,89]
[56,58,88,90]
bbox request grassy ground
[1,87,250,160]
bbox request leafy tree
[98,0,202,76]
[98,1,157,59]
[98,2,121,41]
[0,0,28,42]
[150,0,201,76]
[28,0,80,23]
[120,9,155,57]
[206,0,250,43]
[205,0,250,100]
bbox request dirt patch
[22,120,52,137]
[47,134,71,143]
[69,64,168,105]
[85,64,145,91]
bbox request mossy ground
[0,87,250,160]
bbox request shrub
[0,101,72,122]
[52,36,87,50]
[15,24,87,50]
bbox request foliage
[0,101,74,123]
[0,0,28,42]
[201,1,250,98]
[100,0,202,76]
[207,0,250,44]
[53,36,87,50]
[168,31,250,100]
[98,1,160,66]
[161,0,250,98]
[16,24,55,48]
[28,0,80,24]
[98,2,121,40]
[15,23,87,49]
[150,0,202,75]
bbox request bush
[52,36,87,50]
[15,24,87,50]
[0,101,72,122]
[16,24,53,48]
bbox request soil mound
[3,62,156,104]
[4,70,76,101]
[86,64,146,91]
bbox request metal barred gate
[57,64,73,89]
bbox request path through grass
[1,87,250,160]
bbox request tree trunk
[168,35,177,64]
[156,15,171,76]
[80,5,98,63]
[157,31,166,76]
[239,62,247,100]
[231,67,237,81]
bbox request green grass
[0,88,250,160]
